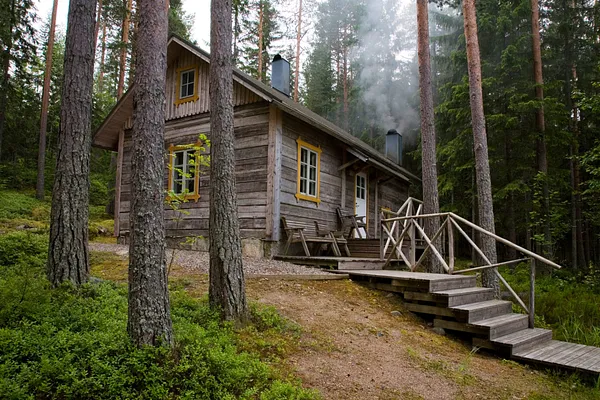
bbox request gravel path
[89,242,331,276]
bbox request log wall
[165,50,262,121]
[118,102,271,241]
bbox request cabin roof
[93,35,420,183]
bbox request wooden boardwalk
[340,269,600,376]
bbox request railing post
[409,219,416,268]
[380,216,384,259]
[529,258,536,329]
[448,217,454,273]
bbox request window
[295,138,321,203]
[356,174,366,200]
[167,142,201,202]
[175,66,199,106]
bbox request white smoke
[355,0,419,146]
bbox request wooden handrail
[452,258,530,274]
[379,207,561,329]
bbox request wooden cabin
[93,36,420,258]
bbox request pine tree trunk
[294,0,303,102]
[505,138,517,260]
[127,0,173,348]
[94,0,102,50]
[37,0,59,201]
[342,26,348,131]
[209,0,248,323]
[462,0,499,295]
[98,20,107,91]
[118,0,133,99]
[417,0,442,273]
[233,3,240,61]
[257,0,264,81]
[531,0,551,258]
[47,0,96,287]
[0,0,16,160]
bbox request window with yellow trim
[167,143,201,202]
[175,66,199,106]
[295,139,321,203]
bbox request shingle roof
[93,34,420,183]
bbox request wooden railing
[380,198,562,329]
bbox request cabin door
[354,172,368,238]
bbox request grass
[0,190,114,239]
[0,231,320,399]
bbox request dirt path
[90,250,595,399]
[244,278,583,400]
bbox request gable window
[167,142,201,202]
[295,138,321,203]
[175,66,199,106]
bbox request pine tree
[209,0,248,323]
[417,0,442,273]
[36,0,59,200]
[128,0,173,347]
[47,0,97,287]
[462,0,498,294]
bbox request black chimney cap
[387,129,399,135]
[273,54,283,62]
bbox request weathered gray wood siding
[279,115,344,233]
[165,49,262,121]
[118,102,271,240]
[344,169,409,238]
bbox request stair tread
[451,299,512,311]
[492,328,552,345]
[470,313,528,328]
[433,287,492,296]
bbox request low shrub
[503,265,600,347]
[0,234,319,399]
[0,191,48,220]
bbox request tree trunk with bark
[416,0,442,273]
[531,0,551,258]
[94,0,102,49]
[294,0,303,102]
[127,0,173,348]
[462,0,499,295]
[257,0,264,81]
[209,0,248,323]
[117,0,133,98]
[0,0,16,159]
[47,0,96,287]
[98,20,107,90]
[37,0,59,200]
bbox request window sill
[295,193,320,204]
[174,95,199,107]
[167,193,200,203]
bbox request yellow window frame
[295,138,322,204]
[167,141,202,202]
[174,65,199,106]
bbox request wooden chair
[281,217,341,257]
[336,207,368,239]
[314,221,351,257]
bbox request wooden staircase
[341,269,600,376]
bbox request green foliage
[0,233,318,399]
[503,265,600,347]
[0,190,49,220]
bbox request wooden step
[450,300,513,323]
[470,314,529,340]
[433,287,495,307]
[491,328,553,356]
[513,340,600,374]
[337,260,385,270]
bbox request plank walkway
[340,269,600,376]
